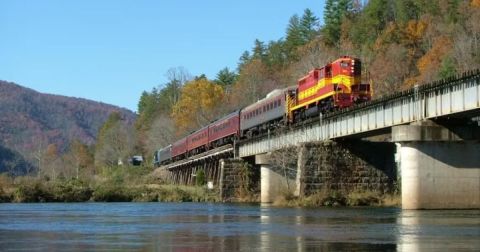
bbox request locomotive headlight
[352,60,355,65]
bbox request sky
[0,0,325,112]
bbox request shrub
[195,170,206,186]
[52,179,93,202]
[13,177,55,203]
[346,191,381,206]
[0,188,12,203]
[92,183,139,202]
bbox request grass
[273,189,401,207]
[0,167,220,203]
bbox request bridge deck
[164,144,233,170]
[239,71,480,157]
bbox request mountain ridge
[0,80,137,175]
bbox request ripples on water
[0,203,479,251]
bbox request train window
[340,61,349,68]
[263,106,266,112]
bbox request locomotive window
[340,61,349,68]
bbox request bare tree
[95,122,135,168]
[145,115,175,155]
[165,66,192,106]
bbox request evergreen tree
[237,50,251,71]
[265,40,287,68]
[300,8,320,42]
[252,39,266,60]
[215,67,237,87]
[285,14,303,51]
[323,0,354,46]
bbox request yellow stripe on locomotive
[288,56,366,119]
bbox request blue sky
[0,1,325,112]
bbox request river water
[0,203,478,251]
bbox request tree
[95,112,134,168]
[214,67,238,87]
[349,0,395,47]
[369,43,411,95]
[300,8,320,42]
[171,79,225,135]
[43,143,59,180]
[230,58,281,110]
[264,40,288,69]
[135,67,191,154]
[70,139,94,179]
[285,14,303,58]
[252,39,266,60]
[323,0,354,46]
[165,66,192,106]
[145,115,175,157]
[415,36,453,83]
[237,51,251,71]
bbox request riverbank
[0,178,220,203]
[0,169,220,203]
[272,190,401,207]
[0,172,399,206]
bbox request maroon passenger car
[187,126,209,156]
[171,137,187,161]
[208,111,240,148]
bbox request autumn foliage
[172,78,225,136]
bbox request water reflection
[396,210,480,252]
[0,203,478,251]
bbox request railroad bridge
[161,71,480,209]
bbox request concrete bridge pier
[393,120,480,209]
[256,153,297,203]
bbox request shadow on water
[0,203,478,251]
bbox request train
[154,56,372,166]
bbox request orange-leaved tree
[172,78,225,136]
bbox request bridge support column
[393,121,480,209]
[256,154,296,203]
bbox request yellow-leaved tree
[172,78,225,136]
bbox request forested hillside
[136,0,480,156]
[0,80,136,176]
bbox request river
[0,203,478,251]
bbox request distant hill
[0,80,136,175]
